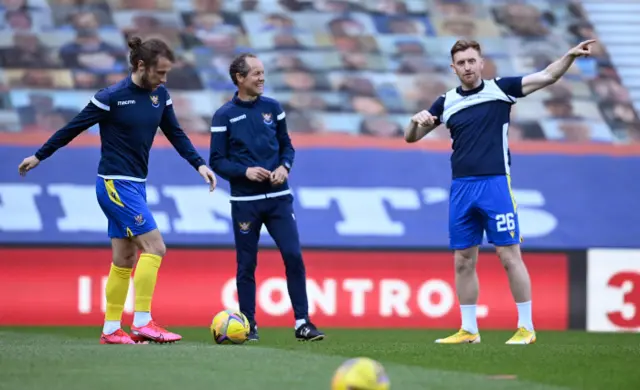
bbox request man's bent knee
[133,229,166,257]
[283,255,305,274]
[236,254,257,278]
[111,238,137,268]
[237,265,256,281]
[496,244,522,271]
[454,246,478,274]
[281,249,303,265]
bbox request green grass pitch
[1,327,638,389]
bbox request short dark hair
[229,53,257,86]
[450,40,482,60]
[127,36,175,71]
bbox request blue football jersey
[428,77,525,179]
[35,74,205,181]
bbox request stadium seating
[0,0,638,143]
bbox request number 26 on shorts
[496,212,515,232]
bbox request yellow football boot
[505,327,536,345]
[435,329,481,344]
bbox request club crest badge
[262,113,273,125]
[150,95,160,108]
[134,214,146,226]
[238,221,251,234]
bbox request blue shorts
[449,175,522,250]
[95,177,158,239]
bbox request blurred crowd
[0,0,639,143]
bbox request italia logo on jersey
[262,113,273,124]
[150,95,160,108]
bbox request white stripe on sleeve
[91,96,110,111]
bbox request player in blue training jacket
[209,53,324,342]
[405,39,596,345]
[18,36,216,345]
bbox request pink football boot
[130,321,182,344]
[100,329,137,345]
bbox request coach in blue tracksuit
[209,53,324,342]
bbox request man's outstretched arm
[521,39,596,96]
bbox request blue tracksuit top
[209,92,295,199]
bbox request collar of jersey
[456,80,485,96]
[232,91,260,108]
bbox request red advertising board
[0,248,568,329]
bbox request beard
[140,71,155,90]
[459,72,480,87]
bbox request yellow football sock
[134,253,163,312]
[105,264,133,322]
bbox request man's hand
[411,110,437,127]
[567,39,596,58]
[246,167,271,182]
[198,165,217,192]
[270,165,288,186]
[18,155,40,177]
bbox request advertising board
[0,249,569,329]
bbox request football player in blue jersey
[405,39,595,345]
[18,36,216,345]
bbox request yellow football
[210,309,250,345]
[331,357,390,390]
